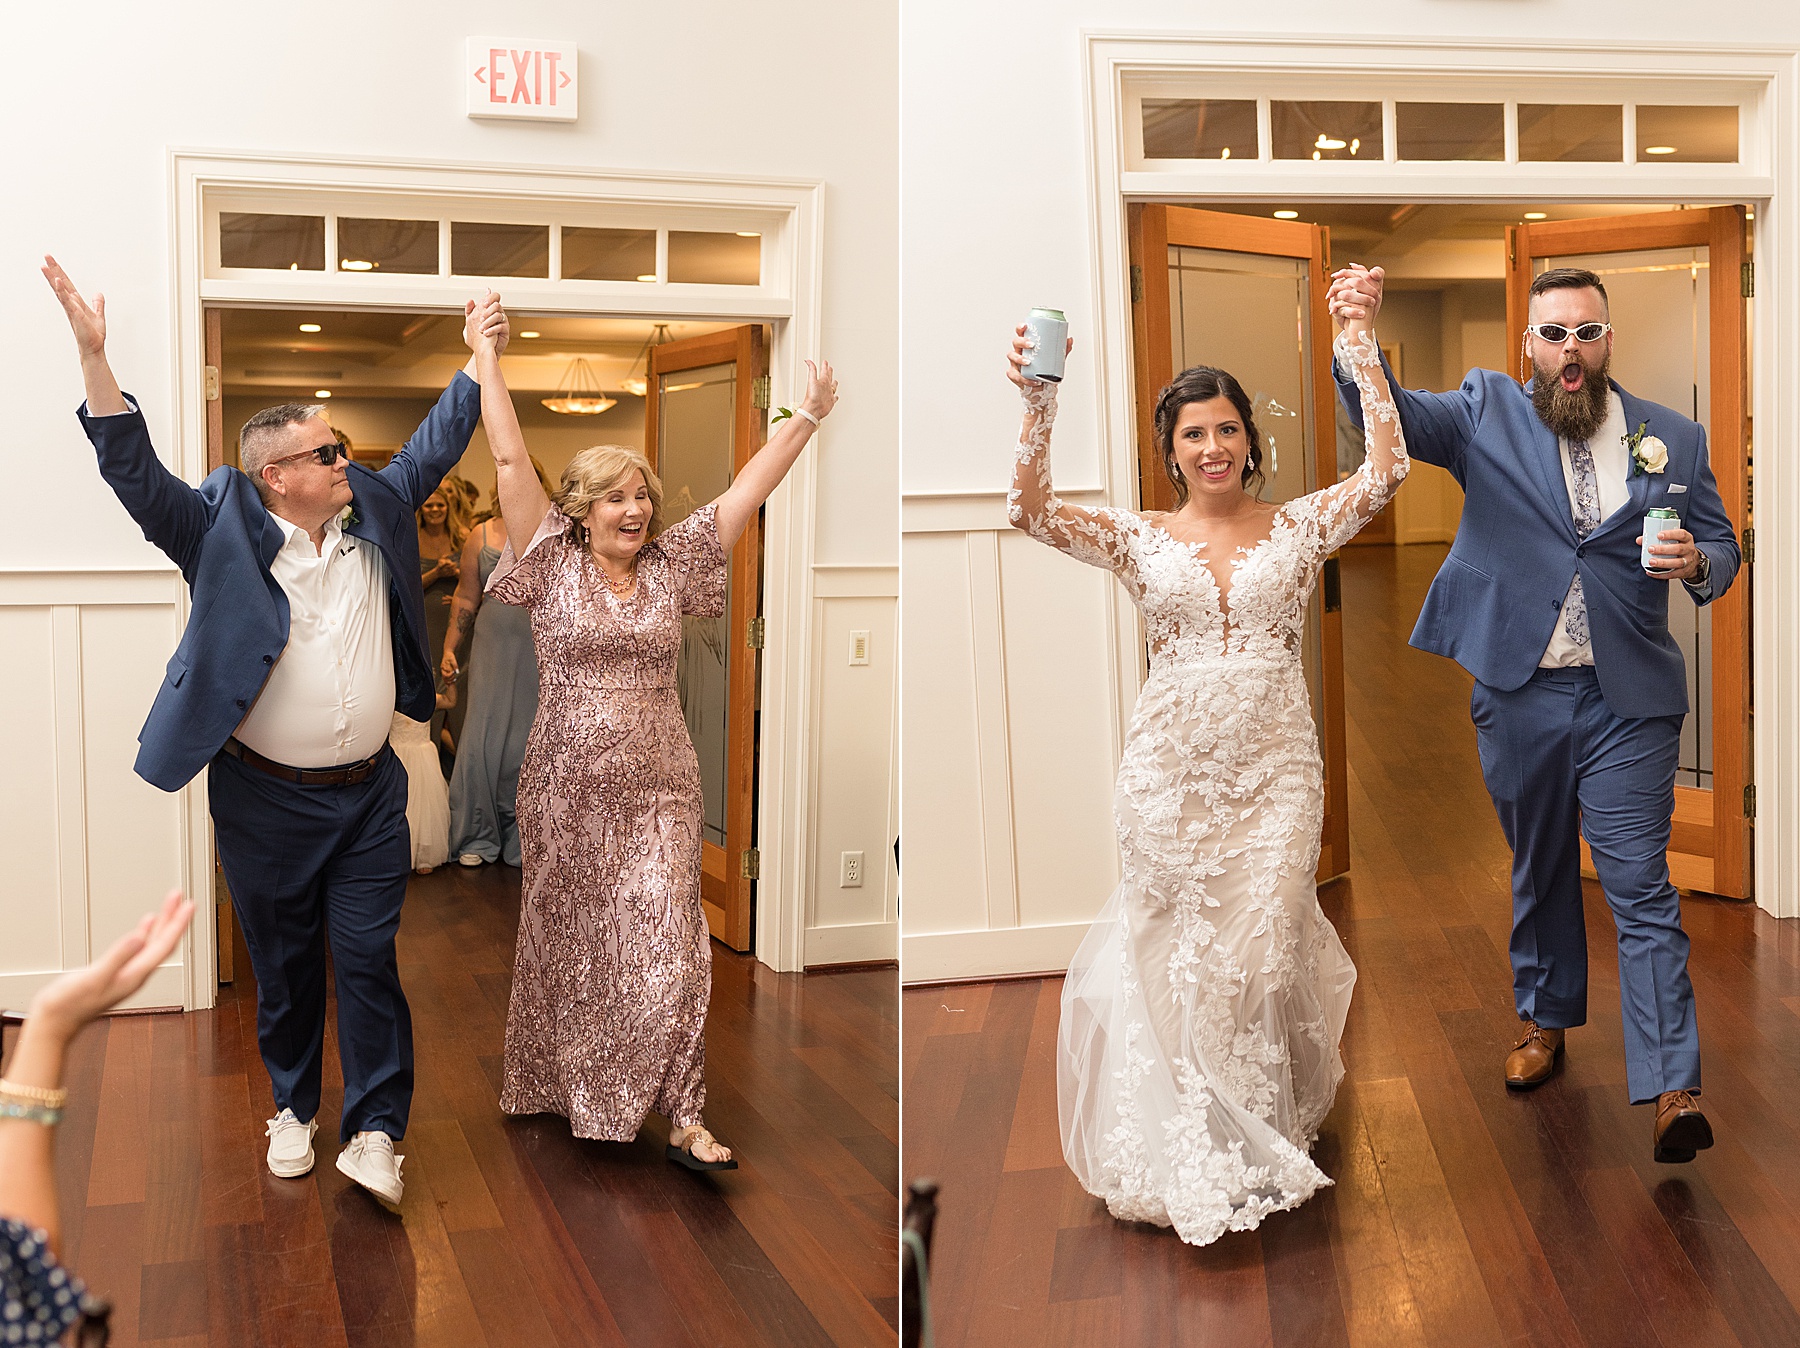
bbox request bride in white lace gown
[1006,285,1408,1246]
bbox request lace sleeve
[1005,381,1136,577]
[1290,330,1410,556]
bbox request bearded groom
[1330,263,1740,1164]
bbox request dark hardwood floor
[35,866,898,1347]
[904,542,1800,1348]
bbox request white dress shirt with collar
[234,509,397,767]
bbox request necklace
[594,554,637,595]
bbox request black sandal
[666,1125,739,1171]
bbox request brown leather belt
[222,737,387,786]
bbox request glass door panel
[657,361,736,851]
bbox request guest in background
[442,461,555,868]
[417,487,466,760]
[1,891,192,1344]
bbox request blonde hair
[554,445,665,539]
[417,486,469,552]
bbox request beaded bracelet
[0,1077,68,1109]
[0,1098,62,1126]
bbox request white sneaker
[457,852,484,867]
[265,1108,318,1178]
[336,1130,405,1206]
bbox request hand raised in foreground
[1006,324,1074,392]
[41,255,107,358]
[27,890,193,1043]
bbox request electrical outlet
[849,629,870,665]
[840,850,864,887]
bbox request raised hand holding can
[1021,308,1068,383]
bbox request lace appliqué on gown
[1020,332,1408,1245]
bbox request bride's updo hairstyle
[553,444,666,542]
[1153,365,1265,505]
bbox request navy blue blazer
[79,374,481,790]
[1335,360,1739,719]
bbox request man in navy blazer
[1331,263,1739,1164]
[44,256,506,1206]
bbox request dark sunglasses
[1526,322,1612,343]
[269,441,345,467]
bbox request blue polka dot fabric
[0,1218,91,1345]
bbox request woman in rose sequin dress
[468,317,837,1168]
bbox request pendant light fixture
[541,356,616,416]
[621,322,673,398]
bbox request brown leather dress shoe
[1653,1090,1714,1163]
[1504,1021,1565,1090]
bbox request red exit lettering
[475,45,574,108]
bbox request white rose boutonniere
[1625,421,1668,476]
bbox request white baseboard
[803,919,898,966]
[0,962,186,1015]
[901,921,1089,984]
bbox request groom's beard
[1531,349,1612,443]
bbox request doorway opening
[210,305,772,974]
[1127,198,1754,902]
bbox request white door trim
[166,149,828,1001]
[1081,32,1799,917]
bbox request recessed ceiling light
[1220,147,1231,160]
[1645,145,1677,155]
[1314,134,1347,150]
[735,231,761,238]
[1524,212,1548,221]
[340,259,375,271]
[1273,210,1300,220]
[314,390,332,399]
[636,273,657,282]
[519,330,542,339]
[298,323,322,333]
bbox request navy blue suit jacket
[79,374,481,790]
[1336,360,1739,719]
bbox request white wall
[899,2,1800,979]
[5,0,897,1005]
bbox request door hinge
[746,615,766,649]
[204,365,221,401]
[740,848,761,880]
[751,375,771,410]
[1130,264,1143,304]
[1745,784,1756,819]
[1742,261,1755,298]
[1742,526,1755,565]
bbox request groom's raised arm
[1327,265,1477,477]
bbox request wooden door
[1506,207,1752,898]
[204,306,236,984]
[642,325,769,950]
[1128,205,1350,880]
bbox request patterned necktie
[1563,438,1602,645]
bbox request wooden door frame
[1127,203,1350,879]
[643,324,769,951]
[1506,206,1752,898]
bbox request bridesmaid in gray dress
[467,319,837,1169]
[441,462,555,866]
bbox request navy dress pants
[209,745,414,1141]
[1470,666,1699,1104]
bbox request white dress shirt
[1540,392,1631,669]
[235,510,397,767]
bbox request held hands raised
[42,255,107,358]
[1327,264,1384,339]
[1006,324,1073,392]
[464,291,509,357]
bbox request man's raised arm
[43,256,208,573]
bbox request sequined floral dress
[486,503,726,1138]
[1011,333,1408,1246]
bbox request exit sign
[467,39,577,122]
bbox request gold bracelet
[0,1078,68,1109]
